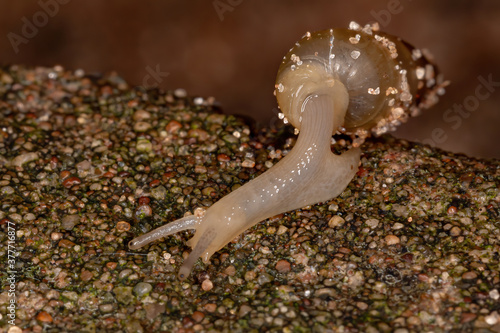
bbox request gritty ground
[0,65,499,333]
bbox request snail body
[129,22,444,280]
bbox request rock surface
[0,65,499,332]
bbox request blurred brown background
[1,0,499,158]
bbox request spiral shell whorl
[275,21,444,142]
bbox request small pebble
[224,265,236,276]
[394,329,409,333]
[315,288,336,298]
[151,185,167,200]
[58,239,76,248]
[392,222,404,230]
[273,317,284,326]
[62,214,80,230]
[202,186,216,196]
[328,203,339,211]
[80,270,93,281]
[76,160,91,171]
[202,279,213,291]
[217,153,230,162]
[194,165,207,173]
[460,217,473,225]
[204,303,216,312]
[356,302,369,310]
[239,304,252,317]
[99,304,114,313]
[242,159,255,168]
[113,286,134,305]
[250,317,264,328]
[257,273,273,285]
[133,282,153,297]
[192,311,205,323]
[133,110,151,121]
[119,269,133,279]
[194,207,206,217]
[51,232,63,241]
[62,291,78,301]
[112,176,123,184]
[116,221,131,232]
[462,271,477,280]
[62,176,81,188]
[36,311,53,323]
[1,186,14,195]
[328,215,345,228]
[385,235,400,245]
[136,138,153,152]
[165,120,182,133]
[275,259,291,273]
[485,311,499,325]
[277,225,288,235]
[407,316,421,326]
[138,197,150,206]
[134,121,151,132]
[189,128,209,141]
[106,262,118,270]
[244,271,256,281]
[60,170,71,180]
[135,205,152,219]
[450,226,461,236]
[461,313,477,323]
[366,218,379,229]
[174,88,187,97]
[9,213,22,223]
[144,303,166,320]
[11,152,39,167]
[126,320,143,333]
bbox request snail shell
[275,22,445,142]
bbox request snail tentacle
[128,214,198,250]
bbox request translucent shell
[275,22,445,140]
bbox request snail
[129,21,445,280]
